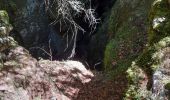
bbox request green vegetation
[104,0,151,78]
[0,0,170,99]
[136,0,170,72]
[0,10,13,36]
[125,0,170,99]
[165,83,170,90]
[125,36,170,99]
[0,10,9,24]
[149,0,170,45]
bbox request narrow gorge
[0,0,170,99]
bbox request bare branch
[44,0,99,58]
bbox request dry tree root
[44,0,100,58]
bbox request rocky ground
[0,46,128,100]
[0,46,95,100]
[0,9,129,100]
[76,72,128,100]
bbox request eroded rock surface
[152,47,170,99]
[0,10,94,100]
[0,47,93,100]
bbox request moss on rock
[149,0,170,45]
[104,0,153,76]
[125,62,152,99]
[125,36,170,98]
[165,83,170,90]
[0,10,18,69]
[0,10,9,24]
[125,0,170,99]
[0,10,13,36]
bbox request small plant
[165,83,170,90]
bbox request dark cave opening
[72,0,116,70]
[9,0,117,71]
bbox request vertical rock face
[87,0,155,70]
[152,47,170,99]
[125,0,170,99]
[7,0,65,59]
[150,0,170,99]
[103,0,153,71]
[13,0,49,47]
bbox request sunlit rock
[153,17,166,29]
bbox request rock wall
[0,0,65,59]
[0,10,94,100]
[125,0,170,99]
[88,0,153,71]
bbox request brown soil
[75,71,128,100]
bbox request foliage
[0,10,9,24]
[0,10,13,35]
[137,0,170,71]
[124,0,170,99]
[148,0,170,45]
[125,61,152,99]
[125,37,170,99]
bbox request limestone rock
[0,46,94,100]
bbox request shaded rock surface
[87,0,154,70]
[0,46,94,100]
[0,0,65,59]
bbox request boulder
[0,10,94,100]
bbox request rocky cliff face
[87,0,154,70]
[0,10,94,100]
[88,0,154,71]
[0,0,66,59]
[0,0,170,99]
[87,0,170,99]
[125,0,170,99]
